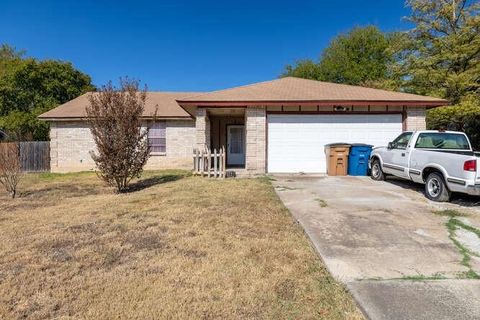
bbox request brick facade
[49,120,195,172]
[195,107,210,149]
[49,107,427,174]
[405,107,427,131]
[245,107,266,174]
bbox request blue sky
[1,0,411,91]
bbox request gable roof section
[177,77,447,106]
[39,92,201,120]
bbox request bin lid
[325,143,351,148]
[350,143,373,147]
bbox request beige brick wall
[49,121,97,172]
[405,107,427,131]
[145,120,196,170]
[195,107,210,149]
[245,106,266,174]
[49,120,195,173]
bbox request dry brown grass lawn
[0,170,362,319]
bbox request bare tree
[86,78,153,192]
[0,142,22,198]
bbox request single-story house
[39,77,447,174]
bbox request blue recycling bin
[348,144,373,176]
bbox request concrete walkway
[272,175,480,320]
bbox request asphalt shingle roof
[39,92,200,119]
[40,77,447,120]
[178,77,447,103]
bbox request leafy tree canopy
[400,0,480,104]
[282,26,394,86]
[0,44,94,140]
[427,95,480,149]
[282,59,323,80]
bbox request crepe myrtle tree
[0,142,22,198]
[86,78,155,192]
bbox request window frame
[391,132,413,150]
[414,132,471,150]
[147,121,166,155]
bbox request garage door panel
[267,114,403,173]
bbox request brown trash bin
[324,143,351,176]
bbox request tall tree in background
[282,59,323,80]
[400,0,480,104]
[317,26,393,86]
[0,44,25,77]
[403,0,480,149]
[282,26,395,86]
[0,44,94,140]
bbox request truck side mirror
[388,142,394,149]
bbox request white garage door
[267,114,403,173]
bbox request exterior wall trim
[40,117,193,122]
[266,111,403,115]
[178,101,445,107]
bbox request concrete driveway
[272,175,480,320]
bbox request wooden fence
[193,147,226,178]
[0,141,50,172]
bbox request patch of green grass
[315,199,328,208]
[397,273,446,281]
[451,218,480,239]
[463,270,480,279]
[433,209,468,218]
[36,171,95,181]
[444,216,480,279]
[36,169,191,182]
[258,176,276,183]
[275,186,299,192]
[364,273,447,281]
[447,219,471,268]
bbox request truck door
[382,132,412,178]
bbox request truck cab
[370,130,480,202]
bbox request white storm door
[227,125,245,166]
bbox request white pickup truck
[369,130,480,202]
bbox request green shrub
[427,98,480,151]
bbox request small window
[392,132,413,149]
[148,122,166,153]
[415,132,470,150]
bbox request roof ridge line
[286,76,445,99]
[176,78,285,101]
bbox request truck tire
[371,159,385,181]
[425,172,451,202]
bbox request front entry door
[227,125,245,166]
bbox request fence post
[193,149,197,175]
[218,147,222,178]
[200,149,204,177]
[222,147,227,178]
[207,147,211,178]
[213,149,218,178]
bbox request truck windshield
[415,132,470,150]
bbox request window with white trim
[148,122,166,153]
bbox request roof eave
[176,100,448,108]
[38,116,194,122]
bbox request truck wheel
[425,172,451,202]
[371,159,385,181]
